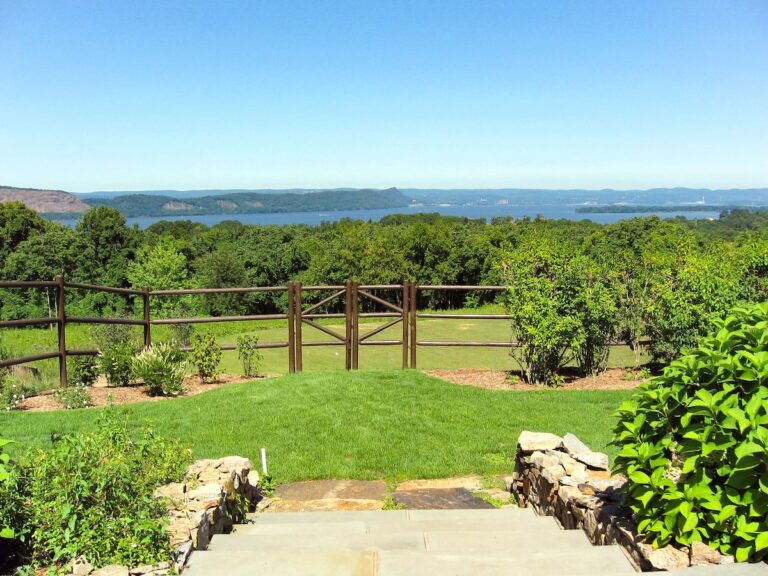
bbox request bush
[237,335,262,377]
[168,320,194,347]
[8,410,191,569]
[0,376,27,411]
[0,436,13,539]
[613,302,768,562]
[68,355,99,386]
[99,342,135,387]
[190,333,221,382]
[53,382,91,409]
[132,343,186,396]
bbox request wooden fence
[0,277,511,386]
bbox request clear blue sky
[1,1,766,191]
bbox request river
[53,204,723,229]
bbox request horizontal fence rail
[0,277,650,384]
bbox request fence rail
[2,277,628,384]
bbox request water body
[54,204,723,229]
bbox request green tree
[128,238,189,316]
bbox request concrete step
[377,549,637,576]
[185,548,637,576]
[668,564,768,575]
[235,511,561,537]
[208,528,591,555]
[185,549,376,576]
[246,506,534,524]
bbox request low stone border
[511,431,730,571]
[71,456,262,576]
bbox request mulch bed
[16,373,276,412]
[426,368,647,391]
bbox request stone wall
[511,431,729,572]
[72,456,263,576]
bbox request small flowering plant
[0,378,26,411]
[53,382,91,410]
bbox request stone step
[207,527,591,555]
[378,549,636,576]
[185,547,637,576]
[185,549,376,576]
[234,515,563,536]
[246,506,533,524]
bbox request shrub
[90,322,134,350]
[613,302,768,562]
[10,410,191,569]
[68,355,99,386]
[53,382,91,409]
[190,333,221,382]
[99,342,135,387]
[0,377,27,411]
[0,436,13,539]
[237,335,262,377]
[132,343,186,396]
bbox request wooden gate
[293,281,410,371]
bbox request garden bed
[15,373,277,412]
[426,368,648,391]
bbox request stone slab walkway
[265,477,513,513]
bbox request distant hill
[81,187,411,217]
[0,185,90,213]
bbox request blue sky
[1,1,766,191]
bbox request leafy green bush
[237,335,262,377]
[613,302,768,562]
[190,333,222,382]
[0,436,13,539]
[68,355,99,386]
[10,410,191,569]
[99,342,135,387]
[132,343,186,396]
[53,382,91,409]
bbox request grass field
[1,370,631,483]
[1,304,647,388]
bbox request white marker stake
[260,448,268,475]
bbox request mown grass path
[2,371,631,483]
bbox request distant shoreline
[576,205,768,214]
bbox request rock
[637,541,690,571]
[518,431,563,453]
[557,485,583,502]
[690,541,722,566]
[92,566,129,576]
[174,541,193,571]
[574,451,610,471]
[530,450,562,469]
[545,449,587,476]
[542,464,566,484]
[187,483,224,507]
[154,482,185,501]
[130,562,170,575]
[562,433,592,456]
[72,555,94,576]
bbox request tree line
[2,202,768,380]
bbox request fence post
[55,274,68,387]
[287,282,296,374]
[344,280,352,370]
[402,280,409,368]
[352,281,359,370]
[410,281,417,369]
[143,286,151,348]
[295,281,303,372]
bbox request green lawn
[1,370,631,483]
